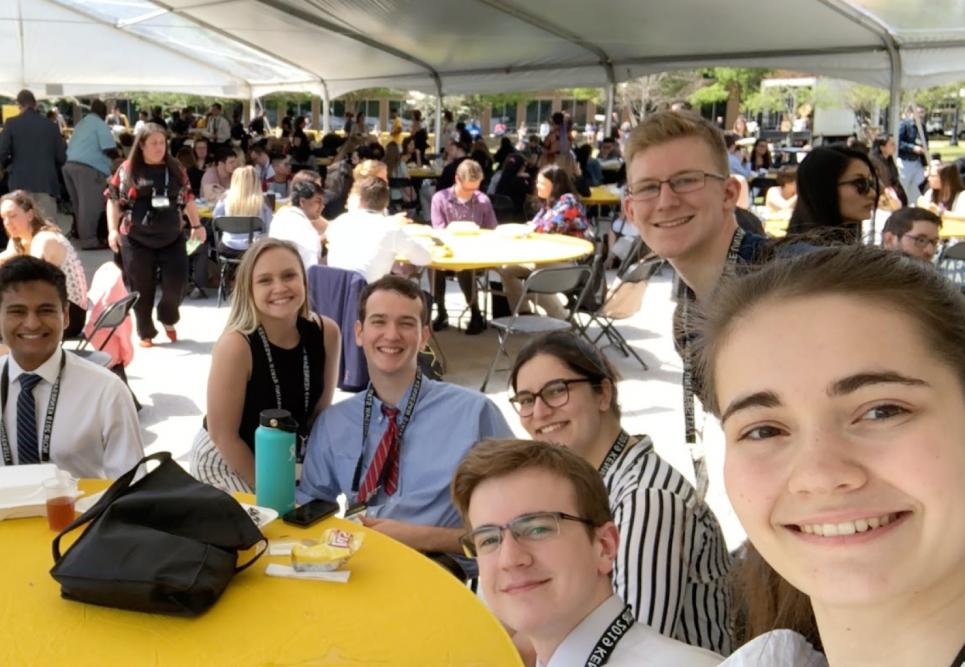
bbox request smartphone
[282,499,339,527]
[343,501,367,520]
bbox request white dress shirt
[538,595,721,667]
[1,349,144,479]
[269,206,321,271]
[325,209,432,282]
[718,630,827,667]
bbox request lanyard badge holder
[150,170,171,211]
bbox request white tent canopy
[3,0,965,105]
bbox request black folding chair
[480,265,591,392]
[212,216,263,306]
[75,292,140,353]
[575,258,661,369]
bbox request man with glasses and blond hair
[881,206,942,263]
[451,439,721,667]
[622,111,769,494]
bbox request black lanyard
[598,430,630,477]
[255,325,310,438]
[584,603,634,666]
[680,227,744,499]
[351,372,423,495]
[950,642,965,667]
[0,352,66,465]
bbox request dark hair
[90,99,108,118]
[775,165,797,186]
[510,332,622,416]
[451,438,613,536]
[358,274,429,325]
[551,111,565,126]
[723,131,739,150]
[211,102,222,112]
[750,139,771,170]
[356,175,390,211]
[16,89,36,108]
[787,145,878,236]
[290,179,321,207]
[249,144,267,157]
[538,163,578,207]
[213,147,236,165]
[0,255,68,307]
[128,123,182,182]
[499,153,525,181]
[882,206,942,238]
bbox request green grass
[930,139,965,161]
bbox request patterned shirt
[531,193,590,238]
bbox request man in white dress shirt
[452,439,721,667]
[0,256,144,479]
[326,176,432,282]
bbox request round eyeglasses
[508,378,596,417]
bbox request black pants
[432,269,479,316]
[121,235,188,340]
[65,300,86,339]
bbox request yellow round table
[0,481,521,666]
[941,214,965,239]
[583,186,621,207]
[408,227,595,271]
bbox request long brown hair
[0,190,61,254]
[694,244,965,648]
[932,162,964,210]
[128,123,182,181]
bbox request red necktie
[358,405,400,503]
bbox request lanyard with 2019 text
[0,352,66,466]
[680,227,745,499]
[255,325,310,439]
[597,430,630,478]
[584,603,635,666]
[351,372,423,495]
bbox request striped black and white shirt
[602,432,734,655]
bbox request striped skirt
[189,429,254,494]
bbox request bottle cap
[259,409,299,433]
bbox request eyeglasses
[627,170,726,201]
[460,512,595,558]
[838,176,877,196]
[901,234,939,249]
[508,378,595,417]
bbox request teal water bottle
[255,409,298,514]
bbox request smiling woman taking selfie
[509,332,734,655]
[190,237,339,492]
[696,245,965,666]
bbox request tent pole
[603,62,616,139]
[434,79,443,156]
[322,84,331,133]
[887,46,902,141]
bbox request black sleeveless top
[237,317,324,452]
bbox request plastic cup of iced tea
[43,477,78,531]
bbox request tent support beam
[475,0,612,64]
[250,0,441,92]
[153,0,326,97]
[322,83,331,133]
[604,63,616,138]
[435,79,444,156]
[47,0,250,98]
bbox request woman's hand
[108,229,122,253]
[190,225,207,245]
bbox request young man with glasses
[622,111,768,495]
[451,439,721,667]
[882,206,942,263]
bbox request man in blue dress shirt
[298,275,512,556]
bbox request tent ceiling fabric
[3,0,965,99]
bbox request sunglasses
[838,176,877,196]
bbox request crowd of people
[0,86,963,667]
